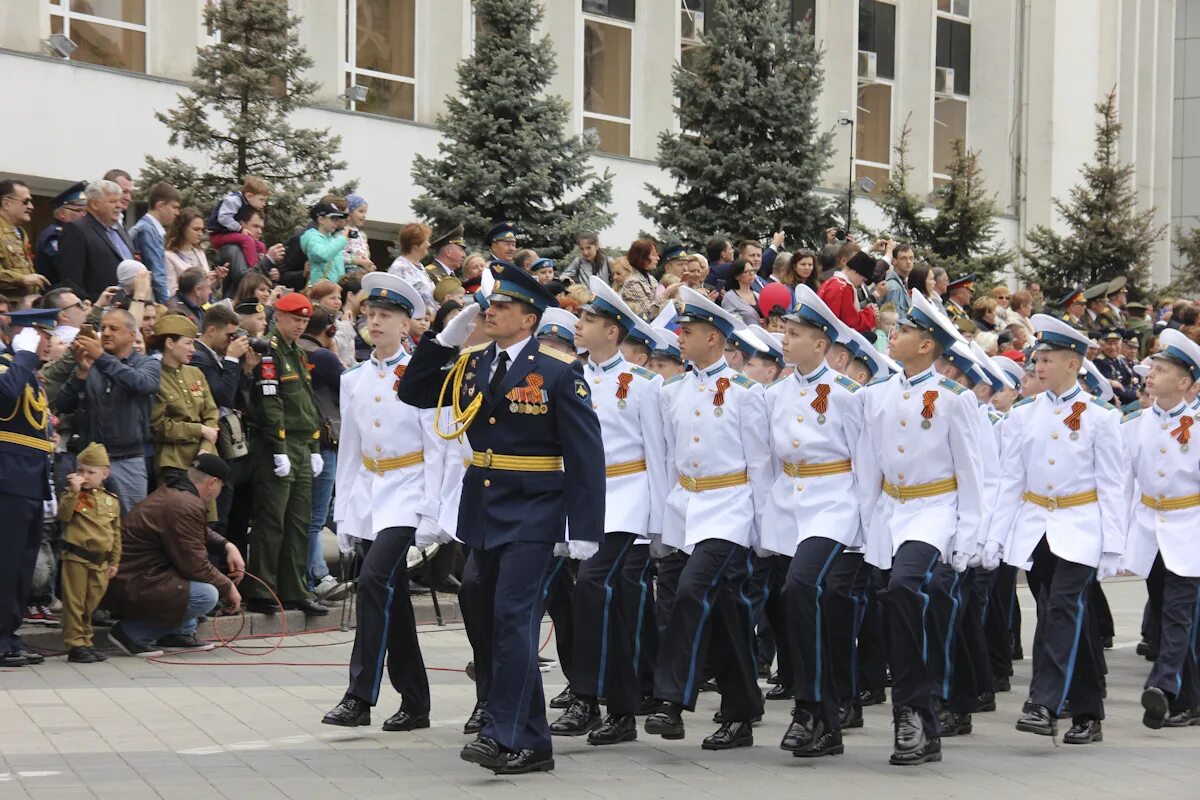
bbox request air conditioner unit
[934,66,956,96]
[857,50,877,82]
[682,8,705,40]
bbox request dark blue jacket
[53,350,160,460]
[0,350,51,500]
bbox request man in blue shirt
[130,182,181,304]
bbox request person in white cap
[744,324,786,384]
[991,355,1024,414]
[982,313,1127,745]
[856,288,984,765]
[648,326,686,379]
[322,272,441,734]
[1121,328,1200,729]
[643,286,771,750]
[548,278,668,746]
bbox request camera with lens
[236,329,272,356]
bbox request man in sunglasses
[0,179,50,306]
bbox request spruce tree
[140,0,346,243]
[642,0,833,247]
[1021,89,1165,297]
[411,0,613,258]
[875,119,934,246]
[1168,225,1200,296]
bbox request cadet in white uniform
[322,273,440,732]
[983,314,1127,745]
[644,287,772,750]
[857,289,984,766]
[1122,329,1200,729]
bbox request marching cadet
[619,320,655,368]
[398,261,605,775]
[727,327,766,374]
[1123,329,1200,729]
[56,443,121,663]
[322,273,439,733]
[643,287,771,750]
[649,326,686,379]
[982,314,1127,745]
[856,289,984,766]
[762,285,865,759]
[549,279,667,746]
[744,325,785,384]
[35,182,87,286]
[991,356,1025,414]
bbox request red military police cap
[275,292,313,317]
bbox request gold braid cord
[1,384,49,431]
[435,353,483,441]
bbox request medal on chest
[811,384,830,425]
[713,377,730,417]
[920,390,938,429]
[507,374,549,415]
[1172,415,1192,453]
[616,372,632,410]
[1064,401,1086,440]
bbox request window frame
[48,0,150,74]
[582,12,635,157]
[854,1,896,195]
[343,0,419,121]
[582,0,636,23]
[931,96,969,183]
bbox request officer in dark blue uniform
[398,261,605,775]
[0,308,58,667]
[35,182,88,286]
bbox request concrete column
[541,1,580,133]
[631,0,676,161]
[895,0,936,196]
[416,0,469,122]
[147,0,203,81]
[293,0,343,105]
[969,0,1018,212]
[814,0,857,197]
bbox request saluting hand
[436,303,480,348]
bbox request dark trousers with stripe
[623,545,658,698]
[878,541,942,738]
[1141,556,1167,655]
[459,548,492,703]
[654,550,689,642]
[1146,570,1200,711]
[853,561,889,697]
[654,539,764,722]
[926,563,984,713]
[571,533,642,714]
[543,556,575,682]
[1027,536,1104,720]
[0,495,41,653]
[761,555,793,689]
[784,537,845,728]
[475,541,557,752]
[827,551,864,705]
[985,565,1018,681]
[347,526,430,712]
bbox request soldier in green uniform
[151,314,219,482]
[1057,286,1086,328]
[244,292,327,616]
[1124,301,1152,357]
[1082,283,1116,332]
[0,179,50,305]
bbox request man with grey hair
[57,179,133,301]
[930,267,949,315]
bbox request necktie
[489,351,509,397]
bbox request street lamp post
[838,116,855,237]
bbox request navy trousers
[459,548,492,703]
[853,559,889,698]
[570,533,641,714]
[877,541,942,738]
[761,554,793,688]
[827,550,864,705]
[542,556,576,681]
[784,537,844,728]
[0,495,41,653]
[1146,570,1200,712]
[625,545,658,699]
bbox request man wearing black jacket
[57,180,134,301]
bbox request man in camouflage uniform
[0,179,49,305]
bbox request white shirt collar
[793,360,830,386]
[694,358,728,378]
[588,351,623,373]
[370,348,407,369]
[498,336,532,365]
[1152,399,1188,420]
[1045,385,1083,405]
[899,365,937,389]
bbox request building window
[936,0,970,19]
[934,4,970,181]
[344,0,416,120]
[788,0,816,33]
[933,97,967,180]
[855,1,895,195]
[583,0,635,22]
[935,17,971,96]
[49,0,148,74]
[583,17,633,156]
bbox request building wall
[1175,0,1200,274]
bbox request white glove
[310,452,324,476]
[1097,552,1122,581]
[648,535,675,559]
[273,453,291,477]
[567,540,600,561]
[336,529,355,554]
[950,550,971,573]
[414,515,441,549]
[967,545,983,569]
[435,303,480,348]
[11,327,40,354]
[553,541,570,558]
[981,540,1003,571]
[753,546,773,559]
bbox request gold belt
[606,458,647,478]
[882,476,958,502]
[783,459,852,478]
[1140,493,1200,512]
[678,470,748,492]
[361,450,423,474]
[0,430,53,452]
[1022,489,1098,512]
[471,450,564,472]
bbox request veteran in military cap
[1083,282,1118,332]
[427,223,467,283]
[1057,286,1087,328]
[151,314,219,482]
[35,181,88,287]
[485,221,519,263]
[944,273,975,322]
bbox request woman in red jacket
[816,250,878,334]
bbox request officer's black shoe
[644,703,685,739]
[1141,687,1169,730]
[548,685,575,709]
[1063,718,1102,744]
[465,661,476,681]
[463,702,488,735]
[838,702,864,729]
[68,646,103,663]
[636,694,657,715]
[1136,640,1158,660]
[322,695,371,727]
[889,707,941,766]
[858,687,886,706]
[765,683,793,701]
[1,651,30,667]
[938,709,973,737]
[285,598,329,616]
[757,661,772,679]
[460,735,504,769]
[245,599,281,614]
[549,699,601,736]
[977,691,996,713]
[1015,704,1057,736]
[995,675,1012,693]
[383,709,430,732]
[702,721,753,750]
[88,647,107,661]
[1101,635,1114,650]
[713,709,762,724]
[1164,707,1200,727]
[699,678,718,692]
[1012,636,1024,661]
[793,723,844,758]
[767,670,781,686]
[780,707,816,752]
[493,748,555,774]
[587,714,637,745]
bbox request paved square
[2,577,1198,799]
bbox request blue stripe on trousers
[369,551,408,705]
[812,544,841,702]
[918,554,940,664]
[942,571,963,699]
[1056,569,1095,717]
[737,551,759,660]
[682,547,739,701]
[632,557,652,675]
[596,536,634,697]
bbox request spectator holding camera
[151,314,218,483]
[302,202,349,288]
[192,303,254,410]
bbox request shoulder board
[270,336,280,348]
[834,374,861,393]
[939,377,966,395]
[766,375,789,389]
[462,342,490,355]
[663,374,685,386]
[1120,409,1142,424]
[538,344,577,364]
[731,374,755,389]
[630,365,656,380]
[345,361,365,373]
[988,411,1003,425]
[1091,398,1115,411]
[1011,396,1035,409]
[866,374,890,387]
[0,352,12,364]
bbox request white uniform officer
[649,326,686,379]
[644,287,772,750]
[856,288,984,766]
[322,273,440,732]
[982,314,1127,744]
[1122,329,1200,728]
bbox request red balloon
[758,282,792,317]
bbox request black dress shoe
[9,648,45,665]
[88,647,107,662]
[636,695,657,715]
[702,721,753,750]
[382,709,430,731]
[493,748,555,774]
[793,723,844,758]
[699,678,718,692]
[1016,704,1057,736]
[587,713,637,745]
[322,695,371,727]
[780,707,815,752]
[1063,718,1102,744]
[1142,687,1169,730]
[644,705,685,739]
[767,670,781,686]
[890,707,941,766]
[938,709,972,737]
[461,735,504,769]
[713,709,762,724]
[1136,640,1158,660]
[1,651,30,667]
[858,687,886,706]
[548,685,575,709]
[549,699,601,736]
[977,691,996,712]
[463,702,488,735]
[1011,636,1024,661]
[285,598,329,616]
[995,675,1011,693]
[765,683,793,701]
[67,646,102,663]
[1164,707,1200,727]
[245,599,281,614]
[838,702,864,729]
